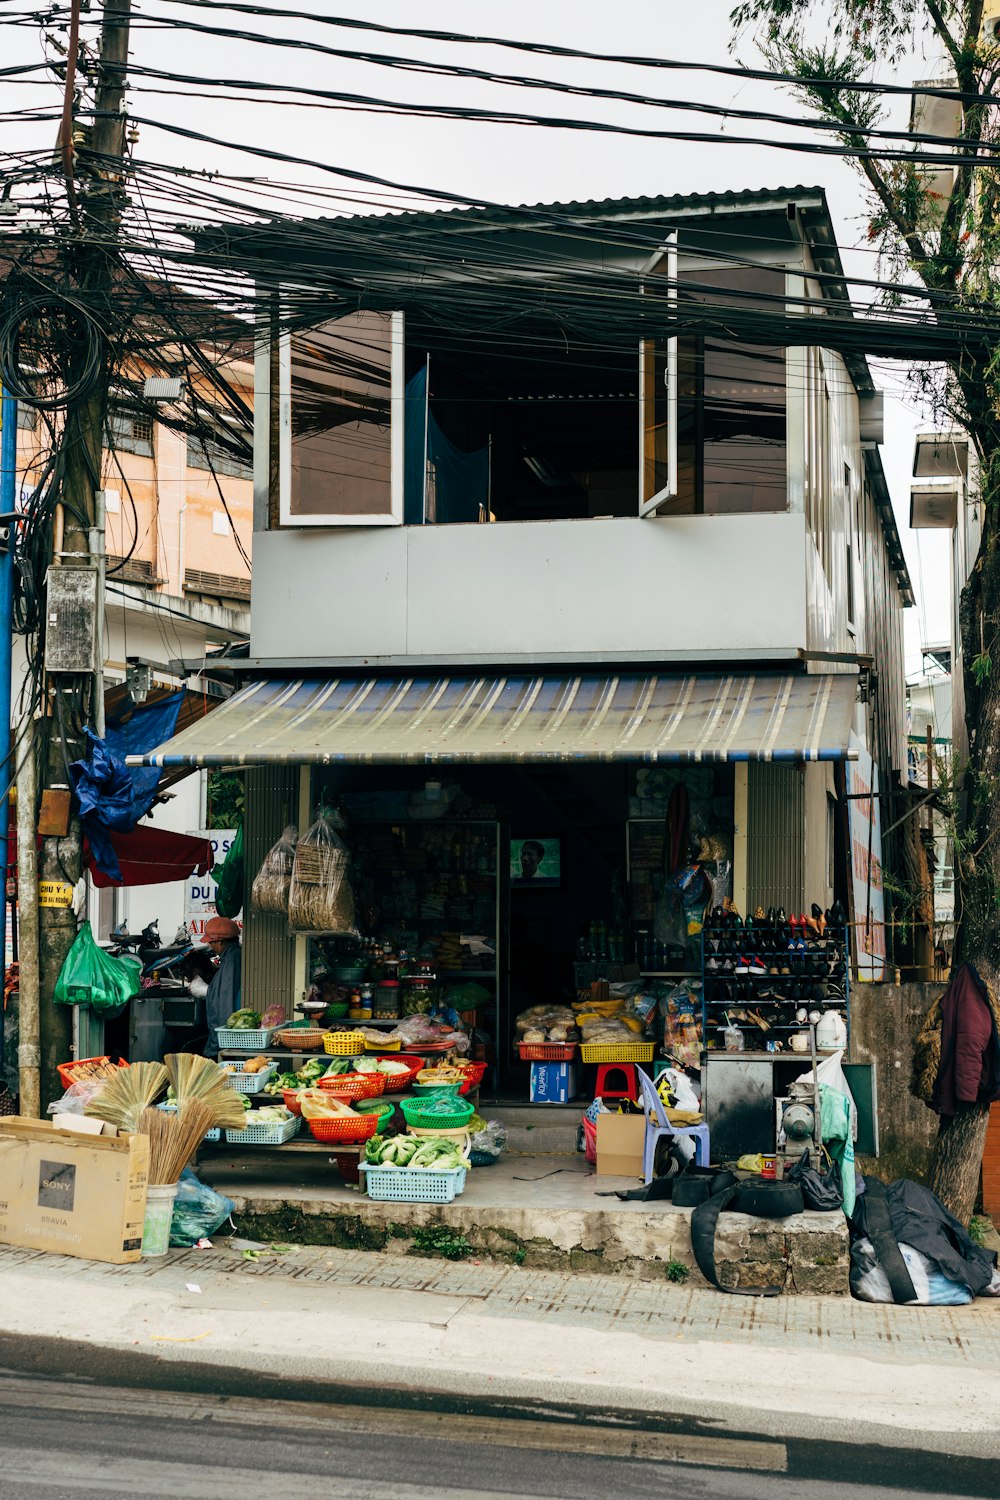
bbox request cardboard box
[50,1114,118,1138]
[596,1113,646,1176]
[529,1062,579,1104]
[0,1118,149,1263]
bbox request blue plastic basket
[156,1102,220,1144]
[359,1165,468,1202]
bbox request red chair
[594,1063,639,1102]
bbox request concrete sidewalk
[0,1235,997,1451]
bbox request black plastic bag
[787,1152,844,1211]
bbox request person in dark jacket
[202,916,242,1056]
[931,963,998,1118]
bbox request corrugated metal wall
[242,765,298,1010]
[746,762,804,914]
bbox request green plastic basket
[410,1081,462,1098]
[400,1095,475,1131]
[354,1099,395,1122]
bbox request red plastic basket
[306,1113,380,1144]
[335,1152,362,1185]
[56,1056,129,1091]
[456,1061,487,1095]
[517,1043,577,1062]
[375,1055,424,1091]
[318,1072,386,1100]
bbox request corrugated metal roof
[128,671,859,769]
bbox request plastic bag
[288,809,356,934]
[394,1014,470,1053]
[53,922,140,1016]
[46,1080,107,1116]
[787,1152,844,1211]
[169,1168,235,1247]
[251,825,297,914]
[850,1236,973,1306]
[214,821,244,920]
[469,1119,508,1161]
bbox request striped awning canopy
[127,672,858,769]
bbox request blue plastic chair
[637,1068,710,1184]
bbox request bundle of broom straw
[139,1101,216,1185]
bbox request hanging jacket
[205,942,242,1052]
[930,963,1000,1116]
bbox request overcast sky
[4,0,953,674]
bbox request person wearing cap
[201,916,242,1056]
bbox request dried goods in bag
[251,825,297,914]
[287,808,357,934]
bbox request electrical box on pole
[43,567,102,676]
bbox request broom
[85,1061,168,1133]
[139,1101,216,1184]
[165,1052,247,1130]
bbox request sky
[2,0,954,674]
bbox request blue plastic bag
[169,1168,234,1247]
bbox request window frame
[638,233,678,518]
[276,308,405,528]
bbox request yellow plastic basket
[578,1042,655,1064]
[323,1030,365,1056]
[366,1036,401,1052]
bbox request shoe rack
[700,903,849,1056]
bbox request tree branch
[923,0,967,74]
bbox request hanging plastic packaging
[214,821,244,919]
[53,922,141,1016]
[251,825,297,914]
[288,808,356,934]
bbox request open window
[278,310,404,526]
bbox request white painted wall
[249,512,811,665]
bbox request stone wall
[849,981,940,1183]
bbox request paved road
[0,1367,991,1500]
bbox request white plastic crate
[215,1026,279,1051]
[359,1164,468,1202]
[222,1062,276,1094]
[225,1114,300,1146]
[156,1102,221,1143]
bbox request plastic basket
[578,1042,654,1064]
[156,1102,221,1143]
[401,1095,475,1131]
[374,1056,423,1091]
[225,1114,301,1146]
[318,1072,386,1100]
[410,1081,463,1098]
[323,1031,365,1057]
[56,1056,129,1091]
[456,1061,488,1094]
[335,1152,362,1185]
[517,1043,577,1062]
[367,1036,401,1052]
[275,1027,327,1051]
[355,1099,395,1122]
[216,1026,279,1052]
[360,1164,468,1202]
[306,1112,380,1144]
[222,1062,276,1094]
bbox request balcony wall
[250,513,810,666]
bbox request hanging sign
[845,733,886,981]
[184,828,236,940]
[39,880,74,909]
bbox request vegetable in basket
[247,1106,291,1123]
[225,1009,262,1030]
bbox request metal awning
[127,672,859,769]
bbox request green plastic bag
[214,820,244,919]
[53,921,141,1016]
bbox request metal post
[0,390,16,881]
[16,715,39,1116]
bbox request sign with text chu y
[845,734,886,981]
[185,828,236,940]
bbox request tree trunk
[928,1105,990,1223]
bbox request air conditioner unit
[43,568,101,675]
[982,12,1000,41]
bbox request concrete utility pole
[36,0,133,1106]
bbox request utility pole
[36,0,133,1106]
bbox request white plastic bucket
[141,1182,179,1257]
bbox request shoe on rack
[748,957,766,976]
[734,956,750,975]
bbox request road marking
[0,1377,788,1473]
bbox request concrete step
[486,1103,582,1155]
